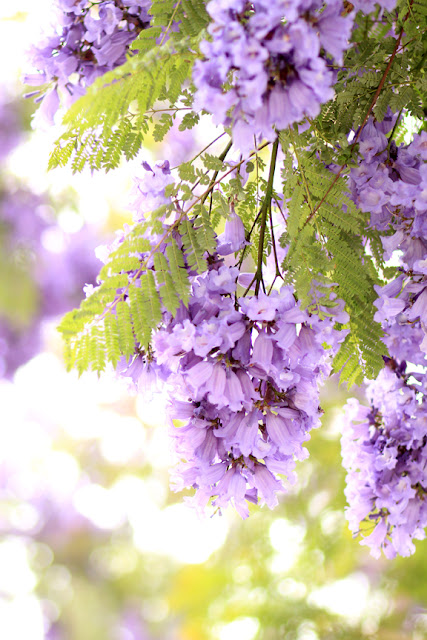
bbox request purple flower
[217,211,247,255]
[251,463,283,509]
[239,291,279,321]
[146,256,346,516]
[25,0,151,120]
[128,161,175,221]
[35,87,59,128]
[408,131,427,161]
[316,0,353,64]
[342,357,427,558]
[193,0,355,150]
[84,3,123,43]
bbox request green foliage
[165,239,191,305]
[49,42,191,172]
[48,0,209,173]
[179,0,210,36]
[192,204,217,254]
[115,299,135,356]
[314,0,426,153]
[179,111,200,131]
[128,275,159,348]
[149,0,209,36]
[51,0,427,390]
[280,131,386,385]
[58,209,215,373]
[179,217,208,273]
[153,112,174,142]
[153,252,181,313]
[274,0,426,384]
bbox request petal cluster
[154,264,346,516]
[341,111,427,558]
[193,0,354,151]
[350,113,427,355]
[342,362,427,559]
[25,0,151,124]
[91,156,348,518]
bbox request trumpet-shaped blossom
[193,0,354,151]
[342,359,427,559]
[25,0,151,123]
[153,258,347,515]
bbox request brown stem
[255,137,279,295]
[302,2,413,230]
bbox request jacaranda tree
[24,0,427,559]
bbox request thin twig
[200,140,233,206]
[387,107,404,145]
[159,0,182,47]
[268,207,283,284]
[302,2,413,229]
[171,131,226,170]
[255,137,279,295]
[90,141,272,327]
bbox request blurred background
[1,3,427,639]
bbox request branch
[200,139,233,206]
[302,2,413,230]
[79,141,272,332]
[255,137,279,295]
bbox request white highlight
[218,617,260,640]
[269,518,306,572]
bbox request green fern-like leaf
[129,282,153,349]
[194,205,217,254]
[153,112,174,142]
[140,269,163,327]
[149,0,177,26]
[180,217,208,272]
[49,39,195,172]
[104,313,122,368]
[179,0,210,37]
[130,25,163,54]
[165,238,191,305]
[154,252,181,312]
[75,332,91,376]
[280,131,387,384]
[116,300,136,356]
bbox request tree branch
[255,137,279,295]
[302,2,413,229]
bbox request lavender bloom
[155,261,347,516]
[217,210,247,255]
[193,0,354,151]
[106,171,347,519]
[373,264,427,357]
[85,155,348,518]
[339,110,427,558]
[101,164,349,518]
[129,161,175,221]
[350,115,426,245]
[409,131,427,161]
[25,0,151,121]
[238,290,280,322]
[342,358,427,559]
[341,112,427,554]
[347,112,427,354]
[352,0,396,13]
[414,164,427,213]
